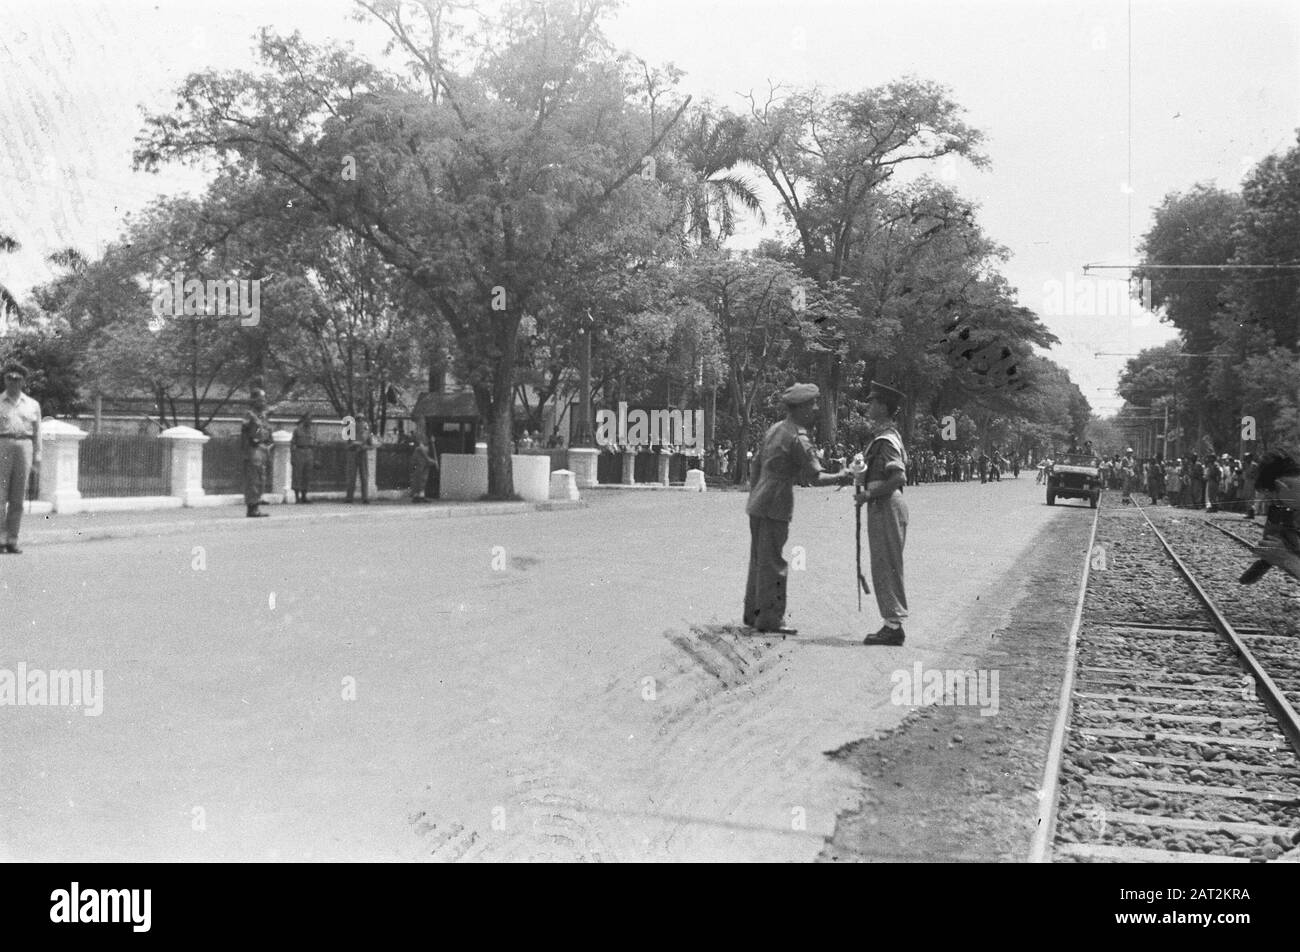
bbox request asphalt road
[0,474,1087,861]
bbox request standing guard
[345,418,377,504]
[0,362,41,553]
[409,434,438,503]
[857,381,909,646]
[743,383,854,635]
[241,387,273,518]
[291,412,316,504]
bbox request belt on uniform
[0,434,32,439]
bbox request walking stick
[849,453,870,609]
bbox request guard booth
[410,391,480,499]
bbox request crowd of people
[1098,451,1262,516]
[817,445,1022,485]
[710,437,1028,487]
[1030,441,1266,517]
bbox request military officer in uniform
[743,383,854,635]
[345,418,378,504]
[0,362,41,553]
[241,388,273,517]
[291,412,316,504]
[857,381,909,646]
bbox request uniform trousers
[243,446,269,506]
[0,438,33,543]
[410,455,429,500]
[345,450,370,501]
[868,492,909,625]
[744,515,790,630]
[291,449,314,492]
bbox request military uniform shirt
[0,392,41,439]
[746,418,823,522]
[864,428,907,487]
[241,411,272,451]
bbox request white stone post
[566,447,599,488]
[271,430,293,502]
[656,451,671,486]
[365,444,379,500]
[549,469,580,502]
[38,418,88,514]
[159,425,210,507]
[621,449,637,485]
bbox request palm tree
[47,247,88,274]
[676,109,766,247]
[0,231,20,325]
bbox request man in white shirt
[0,362,42,553]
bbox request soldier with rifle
[856,381,910,646]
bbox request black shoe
[247,506,268,518]
[862,625,905,646]
[1,543,17,554]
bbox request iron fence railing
[78,433,168,498]
[201,436,245,495]
[312,441,351,492]
[376,443,412,491]
[592,448,697,484]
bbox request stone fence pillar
[159,425,210,506]
[621,449,637,485]
[271,430,293,502]
[38,418,88,513]
[566,447,599,488]
[365,444,379,500]
[655,451,671,486]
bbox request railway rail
[1032,498,1300,863]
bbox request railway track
[1032,498,1300,863]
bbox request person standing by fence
[409,434,438,503]
[345,418,377,504]
[241,388,273,518]
[291,412,316,504]
[0,362,41,553]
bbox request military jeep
[1047,453,1102,508]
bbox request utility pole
[1163,402,1169,459]
[572,309,595,447]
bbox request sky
[1,0,1297,415]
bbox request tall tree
[1135,184,1243,445]
[671,105,765,247]
[741,79,988,435]
[135,1,690,496]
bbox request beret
[780,383,820,406]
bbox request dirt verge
[819,510,1094,861]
